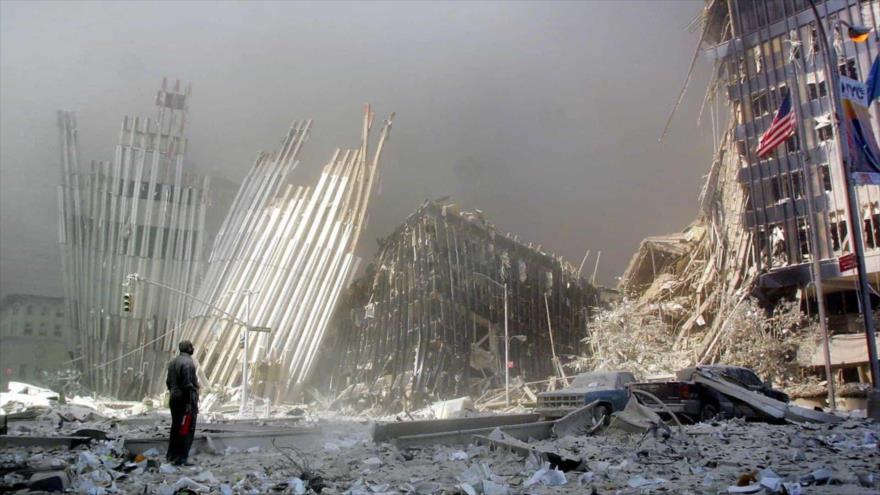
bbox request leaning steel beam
[181,107,393,404]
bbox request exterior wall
[707,0,880,303]
[322,200,598,410]
[0,295,70,390]
[57,80,211,399]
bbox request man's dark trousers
[167,394,197,464]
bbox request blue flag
[867,54,880,105]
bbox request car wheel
[700,403,719,421]
[592,404,611,426]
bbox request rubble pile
[597,125,821,386]
[2,409,877,494]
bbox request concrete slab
[392,420,554,449]
[123,426,324,455]
[0,435,92,449]
[372,413,541,443]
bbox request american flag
[756,93,797,158]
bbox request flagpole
[808,0,880,418]
[789,55,836,410]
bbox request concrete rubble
[1,379,878,494]
[2,399,879,494]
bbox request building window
[798,218,811,257]
[790,170,805,199]
[23,322,33,335]
[26,305,33,315]
[736,140,748,159]
[866,218,878,249]
[785,134,800,153]
[770,176,788,202]
[820,164,833,191]
[811,26,823,53]
[54,325,62,337]
[752,90,771,117]
[839,58,858,79]
[808,80,827,100]
[55,309,63,318]
[817,125,833,142]
[831,219,849,252]
[38,323,47,336]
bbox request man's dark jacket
[166,353,199,412]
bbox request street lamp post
[232,289,259,417]
[474,272,511,405]
[124,274,269,417]
[807,0,880,417]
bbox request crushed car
[628,365,789,423]
[536,371,635,422]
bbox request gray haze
[0,0,712,299]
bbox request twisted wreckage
[57,81,211,399]
[318,200,602,411]
[57,79,396,402]
[180,107,394,405]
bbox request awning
[809,333,871,368]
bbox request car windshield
[570,373,618,388]
[720,368,763,387]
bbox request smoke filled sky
[0,0,712,298]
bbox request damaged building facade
[321,199,600,411]
[706,0,880,378]
[57,81,211,398]
[621,0,880,386]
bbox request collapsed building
[180,107,394,406]
[619,0,880,393]
[57,80,210,399]
[319,199,600,411]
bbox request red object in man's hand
[179,413,192,435]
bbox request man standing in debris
[166,340,199,466]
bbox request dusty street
[2,407,878,494]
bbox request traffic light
[122,293,133,313]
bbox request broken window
[752,90,771,117]
[790,170,805,199]
[810,26,823,54]
[797,217,811,257]
[866,212,880,250]
[808,80,828,100]
[733,100,746,125]
[785,133,800,154]
[770,175,788,202]
[771,224,788,266]
[839,58,858,79]
[830,219,849,252]
[736,140,748,159]
[817,124,833,142]
[820,164,833,191]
